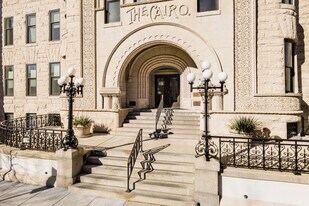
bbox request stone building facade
[2,0,309,138]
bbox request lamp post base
[63,134,78,151]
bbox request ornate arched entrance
[100,23,224,110]
[120,44,196,109]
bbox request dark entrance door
[155,74,180,108]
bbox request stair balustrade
[127,128,143,192]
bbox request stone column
[112,96,120,110]
[194,158,220,206]
[103,96,111,110]
[56,147,85,188]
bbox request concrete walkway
[0,181,158,206]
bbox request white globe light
[68,67,76,76]
[202,69,213,80]
[57,76,65,86]
[218,72,228,82]
[187,73,196,83]
[201,60,211,70]
[78,77,85,86]
[64,76,70,84]
[74,78,80,87]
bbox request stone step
[113,127,201,135]
[110,130,201,139]
[79,173,194,196]
[88,150,195,164]
[123,123,200,130]
[100,138,197,155]
[127,115,200,121]
[126,119,199,125]
[68,183,195,206]
[105,149,196,163]
[82,165,195,184]
[87,156,195,173]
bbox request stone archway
[100,22,224,109]
[122,44,196,109]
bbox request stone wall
[298,1,309,133]
[2,0,81,118]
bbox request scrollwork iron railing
[127,128,143,192]
[210,136,309,174]
[0,114,64,152]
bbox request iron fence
[210,136,309,174]
[0,114,64,152]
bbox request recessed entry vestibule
[121,44,197,109]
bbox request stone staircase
[69,109,201,206]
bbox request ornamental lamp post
[187,60,228,161]
[57,67,85,151]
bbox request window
[27,64,37,96]
[50,63,60,95]
[4,17,13,45]
[5,113,14,121]
[50,10,60,41]
[284,40,295,93]
[198,0,219,12]
[105,0,120,23]
[5,66,14,96]
[134,0,145,2]
[26,14,36,43]
[282,0,294,4]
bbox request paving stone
[54,192,95,206]
[88,197,126,206]
[0,183,44,205]
[22,187,69,206]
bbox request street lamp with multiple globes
[57,67,85,151]
[187,60,228,161]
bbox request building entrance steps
[70,109,200,206]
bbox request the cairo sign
[126,3,191,25]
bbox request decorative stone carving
[80,0,96,110]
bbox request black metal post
[204,80,210,161]
[60,75,83,151]
[190,79,225,161]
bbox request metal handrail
[127,128,143,192]
[210,135,309,174]
[155,95,164,132]
[0,114,64,152]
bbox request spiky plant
[229,116,260,135]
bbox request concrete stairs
[69,109,201,206]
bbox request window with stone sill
[50,10,60,41]
[105,0,120,23]
[4,17,13,46]
[50,62,60,95]
[5,66,14,96]
[26,64,37,96]
[282,0,294,5]
[284,40,295,93]
[26,14,36,43]
[198,0,219,12]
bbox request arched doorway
[121,44,196,109]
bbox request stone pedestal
[56,147,85,188]
[194,158,220,206]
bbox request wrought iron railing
[210,136,309,174]
[155,95,164,132]
[0,114,64,152]
[127,128,143,192]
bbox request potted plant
[73,115,93,137]
[229,116,260,136]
